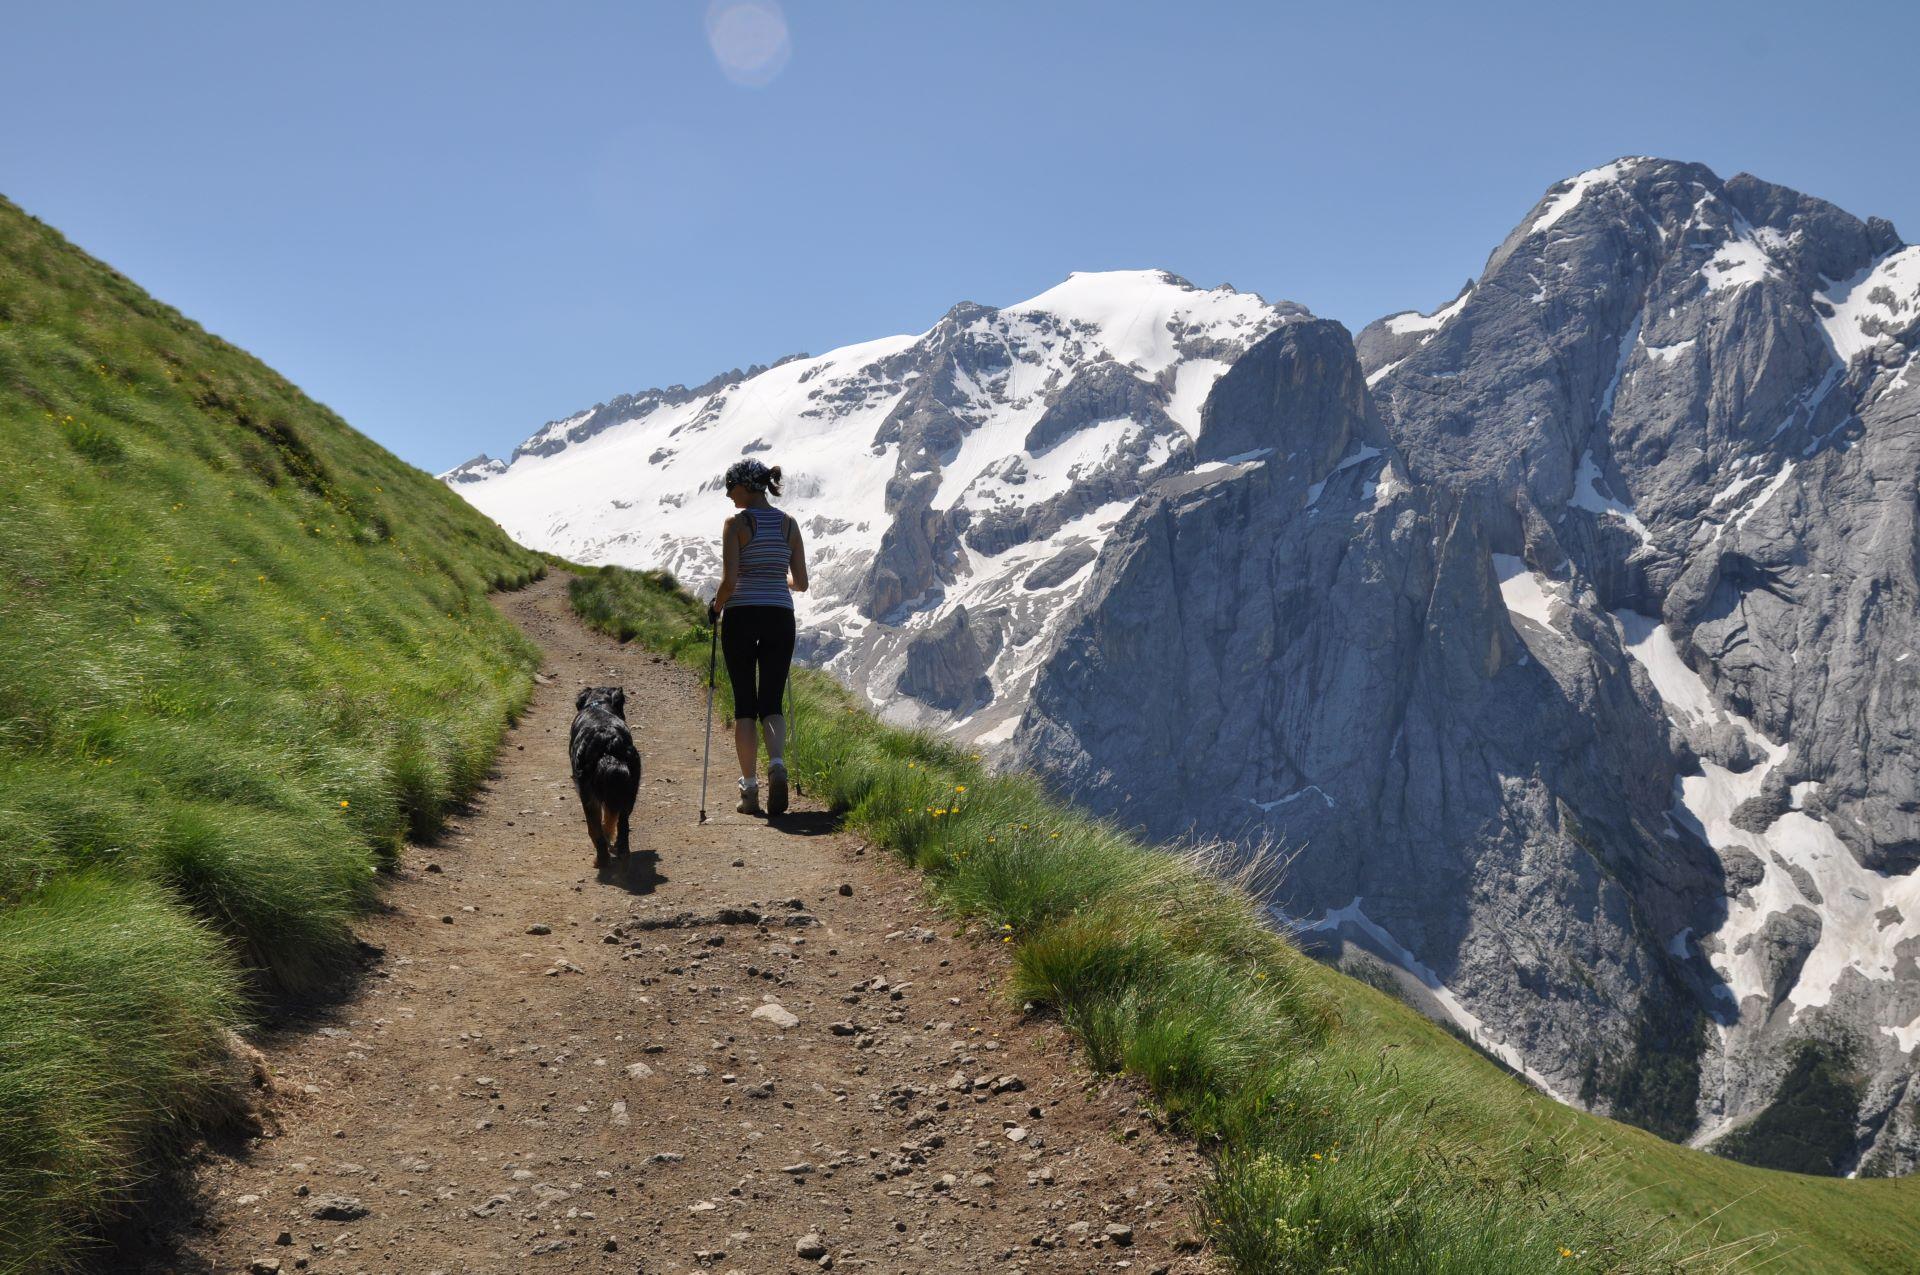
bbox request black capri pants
[721,605,796,720]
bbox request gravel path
[145,574,1209,1274]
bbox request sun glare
[706,0,791,88]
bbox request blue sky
[6,1,1916,472]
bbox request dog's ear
[575,687,591,709]
[610,687,626,717]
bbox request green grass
[571,566,1831,1273]
[567,565,713,663]
[1309,969,1920,1273]
[0,194,542,1272]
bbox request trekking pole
[698,612,719,824]
[783,677,796,798]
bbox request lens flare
[706,0,791,88]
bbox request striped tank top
[727,505,794,610]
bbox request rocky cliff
[1016,158,1920,1172]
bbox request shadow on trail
[765,809,842,838]
[597,849,666,895]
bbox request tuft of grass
[0,193,543,1270]
[568,564,1757,1273]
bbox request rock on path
[136,573,1208,1273]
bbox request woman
[708,457,808,817]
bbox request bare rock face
[1017,317,1691,1110]
[896,605,993,712]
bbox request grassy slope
[1315,970,1920,1274]
[0,195,542,1272]
[569,565,1920,1274]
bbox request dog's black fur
[570,686,641,869]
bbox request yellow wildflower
[340,800,350,808]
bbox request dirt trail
[149,574,1207,1275]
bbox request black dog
[570,686,641,869]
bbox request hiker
[708,457,808,817]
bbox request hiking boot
[736,779,762,816]
[766,762,788,818]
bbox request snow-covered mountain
[446,270,1302,741]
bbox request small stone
[526,923,552,935]
[625,1061,655,1080]
[1005,1126,1028,1142]
[837,883,853,896]
[275,1231,293,1246]
[750,1003,799,1028]
[1105,1223,1135,1247]
[779,1162,814,1175]
[829,1022,859,1037]
[796,1233,828,1259]
[249,1260,282,1274]
[469,1194,512,1218]
[969,1173,996,1188]
[308,1195,367,1221]
[603,1239,618,1252]
[744,1081,774,1099]
[425,863,442,873]
[440,915,453,925]
[732,858,746,868]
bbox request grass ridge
[0,194,542,1272]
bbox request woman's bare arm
[712,517,741,610]
[787,515,809,593]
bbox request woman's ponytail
[766,465,783,497]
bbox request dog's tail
[596,755,634,791]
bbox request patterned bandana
[723,458,774,493]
